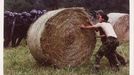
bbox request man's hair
[96,10,108,22]
[101,14,109,22]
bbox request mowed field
[4,39,129,75]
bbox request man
[80,12,126,71]
[96,11,127,68]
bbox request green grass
[4,39,129,75]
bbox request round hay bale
[113,14,129,43]
[107,13,127,25]
[27,7,96,68]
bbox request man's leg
[105,52,120,71]
[115,51,126,66]
[94,45,106,70]
[111,42,126,66]
[105,38,122,71]
[105,53,114,67]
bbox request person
[96,11,127,68]
[80,12,126,71]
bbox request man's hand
[80,24,96,29]
[80,24,86,28]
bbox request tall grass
[4,39,129,75]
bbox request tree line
[4,0,129,13]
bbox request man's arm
[80,24,96,29]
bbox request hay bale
[107,13,127,25]
[27,7,96,68]
[113,14,129,43]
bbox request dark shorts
[105,36,119,50]
[98,36,119,55]
[95,36,126,68]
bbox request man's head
[98,14,109,22]
[95,10,108,22]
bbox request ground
[4,39,129,75]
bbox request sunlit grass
[4,39,129,75]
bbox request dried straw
[27,7,96,68]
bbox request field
[4,39,129,75]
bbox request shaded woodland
[4,0,129,13]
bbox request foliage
[4,0,129,13]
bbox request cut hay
[113,14,129,43]
[107,13,127,25]
[27,7,96,68]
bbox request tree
[4,0,129,13]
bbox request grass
[4,39,129,75]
